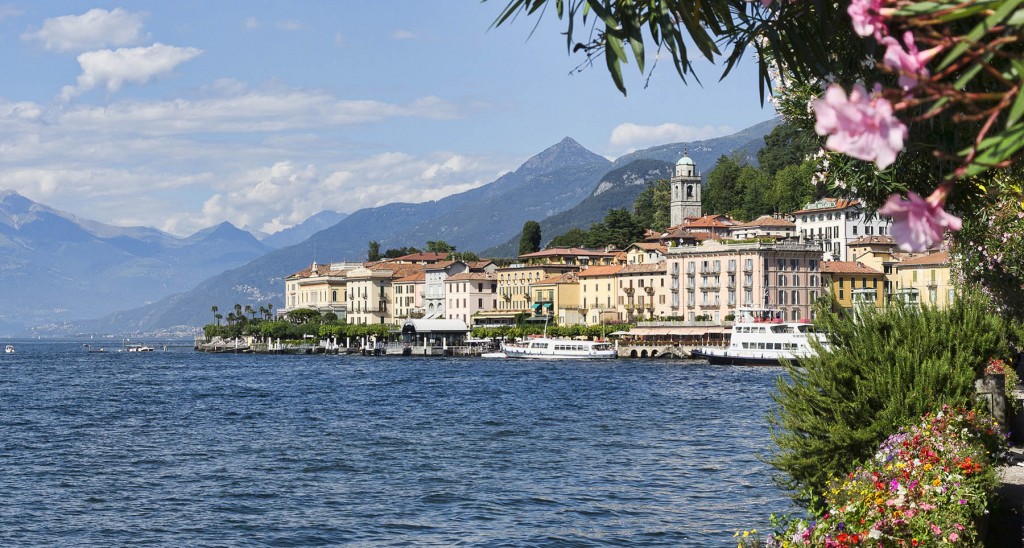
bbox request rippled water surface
[0,341,795,546]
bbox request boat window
[757,343,766,349]
[742,342,749,349]
[770,325,787,333]
[775,343,782,349]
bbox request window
[792,275,800,286]
[852,226,858,235]
[792,291,799,304]
[866,226,874,235]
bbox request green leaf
[958,122,1024,178]
[936,0,1024,72]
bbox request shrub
[768,289,1018,506]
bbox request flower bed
[764,406,1006,547]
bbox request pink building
[444,271,498,325]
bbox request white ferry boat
[502,337,617,360]
[690,309,827,366]
[5,344,13,354]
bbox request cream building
[820,261,886,311]
[345,262,424,325]
[282,261,362,319]
[624,242,668,265]
[665,240,823,323]
[393,271,426,320]
[617,262,670,321]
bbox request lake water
[0,341,795,546]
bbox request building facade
[578,265,623,324]
[617,262,670,321]
[820,261,886,311]
[665,240,823,323]
[444,271,497,325]
[282,261,362,319]
[793,198,892,261]
[891,251,954,307]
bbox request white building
[424,260,470,319]
[793,198,891,261]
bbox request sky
[0,1,774,237]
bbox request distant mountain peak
[519,136,609,173]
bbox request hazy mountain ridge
[0,192,270,333]
[27,120,779,336]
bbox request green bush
[767,289,1019,508]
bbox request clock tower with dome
[670,149,702,227]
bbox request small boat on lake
[690,308,828,366]
[83,344,107,353]
[5,344,13,354]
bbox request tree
[702,155,745,217]
[384,246,421,258]
[211,305,220,326]
[245,305,255,320]
[368,241,381,262]
[547,227,589,248]
[518,220,542,255]
[287,308,322,325]
[757,121,820,177]
[632,179,671,232]
[426,240,455,254]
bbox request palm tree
[267,302,274,319]
[234,303,243,319]
[215,313,223,326]
[259,306,268,320]
[226,312,236,326]
[245,305,255,320]
[211,305,220,325]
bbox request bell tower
[670,148,702,227]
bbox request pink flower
[883,31,942,91]
[848,0,887,38]
[949,532,959,542]
[879,190,962,252]
[813,83,907,169]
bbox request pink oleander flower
[878,190,962,252]
[813,83,907,169]
[848,0,886,39]
[883,31,943,91]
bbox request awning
[532,303,542,310]
[543,303,552,309]
[627,326,730,337]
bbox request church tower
[670,148,702,227]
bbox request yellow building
[891,251,954,307]
[820,261,886,311]
[578,265,623,324]
[531,272,583,325]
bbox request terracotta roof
[577,265,623,278]
[533,272,579,285]
[394,271,426,283]
[619,262,666,274]
[849,235,897,246]
[467,260,494,270]
[445,271,495,281]
[391,252,449,262]
[628,242,668,253]
[691,232,721,242]
[425,260,459,271]
[897,250,950,267]
[286,262,341,279]
[684,214,739,228]
[740,215,796,228]
[368,262,425,279]
[821,261,883,274]
[519,247,618,259]
[792,198,861,214]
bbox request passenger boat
[502,337,617,359]
[690,308,828,366]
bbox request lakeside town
[200,151,952,357]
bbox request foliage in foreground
[765,406,1005,547]
[768,291,1019,507]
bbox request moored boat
[690,308,827,366]
[502,337,617,359]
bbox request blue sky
[0,2,773,236]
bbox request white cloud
[22,8,145,52]
[244,16,260,30]
[58,89,462,133]
[60,43,203,99]
[392,29,416,40]
[0,5,22,22]
[609,122,735,152]
[334,32,344,47]
[277,20,302,31]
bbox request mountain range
[16,117,779,337]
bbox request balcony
[623,287,635,295]
[644,286,654,295]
